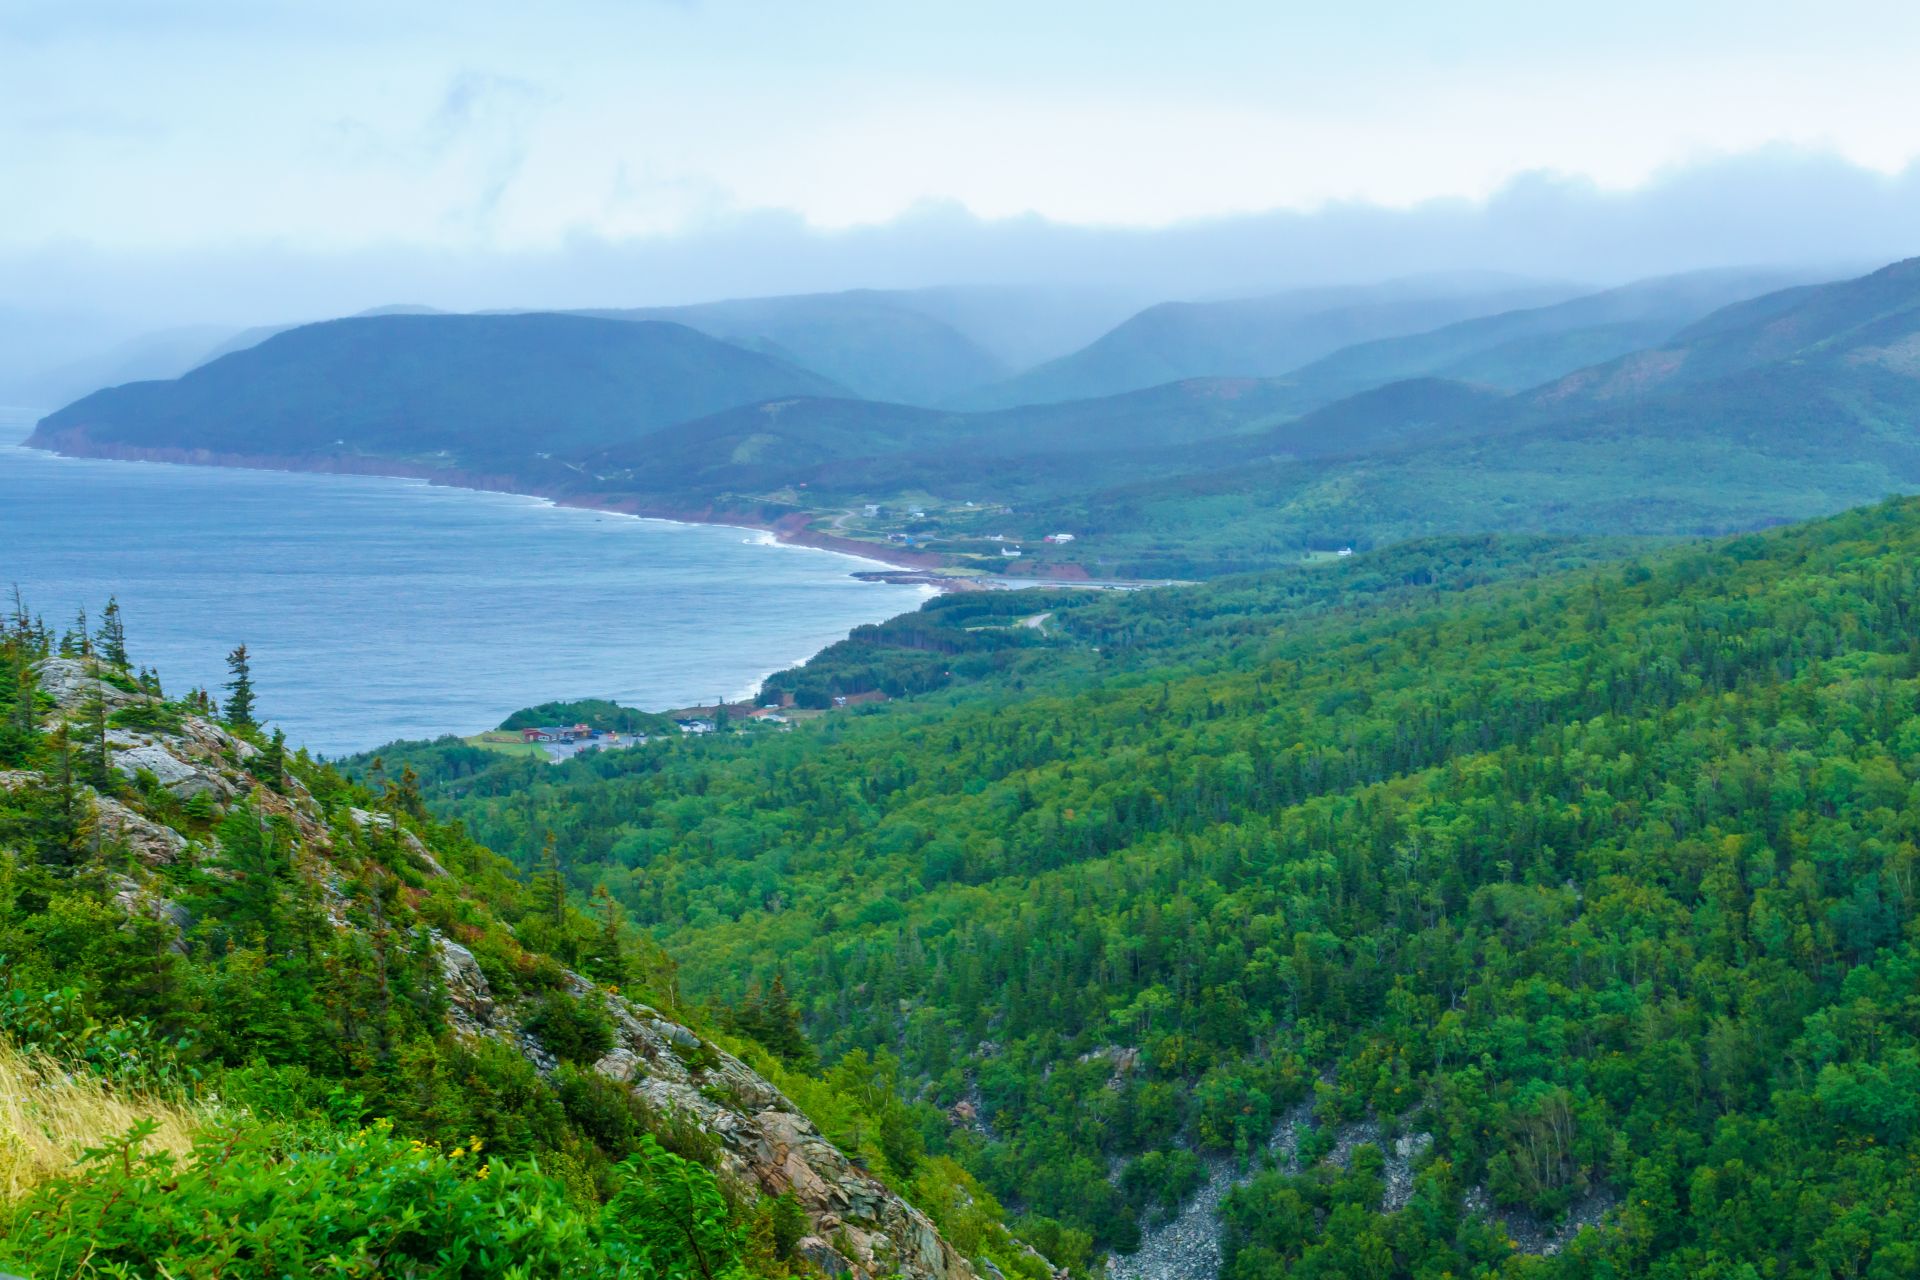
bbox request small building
[675,719,715,734]
[521,728,554,743]
[1336,546,1354,557]
[1044,532,1076,543]
[1001,546,1023,557]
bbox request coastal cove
[0,410,931,756]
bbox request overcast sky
[7,0,1920,321]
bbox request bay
[0,408,929,756]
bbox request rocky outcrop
[1110,1102,1608,1280]
[53,669,990,1280]
[93,794,190,866]
[434,932,978,1280]
[111,741,232,801]
[33,658,146,713]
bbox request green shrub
[606,1136,745,1280]
[109,701,185,734]
[524,989,615,1065]
[0,1117,613,1279]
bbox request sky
[6,0,1920,326]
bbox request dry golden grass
[0,1037,202,1200]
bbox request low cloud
[4,146,1915,335]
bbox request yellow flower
[477,1163,491,1179]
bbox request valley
[12,252,1920,1280]
[16,9,1920,1277]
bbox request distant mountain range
[33,258,1920,578]
[575,292,1010,406]
[1272,267,1819,408]
[952,275,1587,409]
[33,313,842,465]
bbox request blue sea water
[0,409,930,756]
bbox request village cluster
[515,707,798,762]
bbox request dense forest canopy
[380,496,1920,1276]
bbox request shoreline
[26,429,1006,591]
[20,431,1032,590]
[3,427,944,751]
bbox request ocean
[0,409,930,756]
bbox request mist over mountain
[1,147,1908,357]
[1273,267,1824,410]
[958,275,1583,408]
[34,255,1920,587]
[578,291,1011,406]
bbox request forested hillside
[30,313,845,466]
[387,497,1920,1276]
[0,604,1045,1278]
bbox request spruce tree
[533,832,568,932]
[60,607,89,658]
[80,686,114,792]
[45,721,81,870]
[97,597,129,669]
[593,884,623,981]
[224,643,257,728]
[256,727,288,792]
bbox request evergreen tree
[80,685,114,793]
[224,643,257,728]
[533,831,568,933]
[593,884,623,981]
[97,597,129,669]
[207,803,288,949]
[43,720,82,871]
[60,607,90,658]
[0,634,35,767]
[256,727,288,792]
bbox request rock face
[112,741,231,800]
[33,658,145,712]
[435,933,978,1280]
[1109,1104,1609,1280]
[93,794,190,866]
